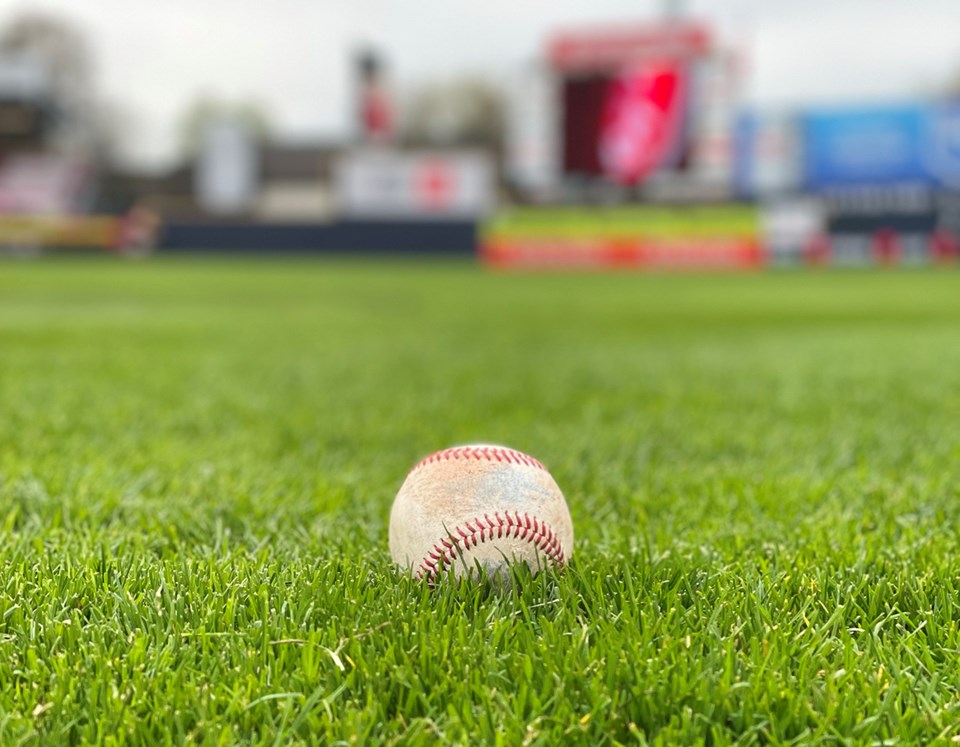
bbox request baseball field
[1,258,959,745]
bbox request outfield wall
[159,220,477,255]
[151,209,959,269]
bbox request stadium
[1,2,959,745]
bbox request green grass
[1,259,960,746]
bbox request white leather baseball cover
[389,444,574,580]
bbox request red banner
[483,237,763,270]
[549,22,711,72]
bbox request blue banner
[924,102,960,188]
[801,103,960,190]
[802,105,927,188]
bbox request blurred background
[1,0,960,267]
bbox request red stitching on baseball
[412,446,546,474]
[415,511,565,581]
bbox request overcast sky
[1,0,958,169]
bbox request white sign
[506,64,560,193]
[336,149,494,218]
[0,154,88,214]
[761,198,825,262]
[690,52,740,187]
[195,118,259,214]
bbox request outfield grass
[1,259,959,746]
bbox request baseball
[389,444,574,581]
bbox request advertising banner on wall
[801,102,960,190]
[923,102,960,188]
[482,205,760,269]
[335,149,494,219]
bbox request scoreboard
[507,20,738,196]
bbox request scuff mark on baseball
[389,444,574,581]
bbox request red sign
[415,161,455,210]
[549,21,711,72]
[483,237,762,270]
